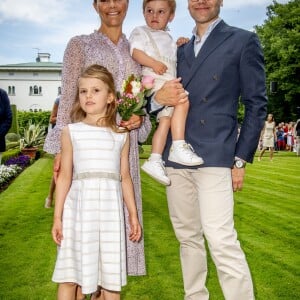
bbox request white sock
[172,140,185,148]
[149,153,162,161]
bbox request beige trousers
[166,167,254,300]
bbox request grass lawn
[0,149,299,299]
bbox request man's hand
[231,167,245,192]
[155,78,188,107]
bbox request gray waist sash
[73,172,121,181]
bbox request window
[30,85,43,95]
[34,85,39,94]
[8,86,15,95]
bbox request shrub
[20,121,46,149]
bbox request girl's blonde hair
[143,0,176,14]
[70,64,121,132]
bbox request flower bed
[0,155,31,191]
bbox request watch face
[235,160,244,168]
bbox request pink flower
[141,75,155,90]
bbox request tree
[255,0,300,122]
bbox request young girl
[51,64,142,300]
[129,0,203,185]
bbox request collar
[192,17,222,43]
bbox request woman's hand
[128,214,142,242]
[120,114,143,131]
[52,218,63,246]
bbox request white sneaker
[141,159,170,185]
[168,143,204,166]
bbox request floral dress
[44,31,151,275]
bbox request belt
[73,172,121,181]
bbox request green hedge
[17,111,51,131]
[1,149,21,164]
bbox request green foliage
[8,104,19,134]
[20,121,46,148]
[17,110,51,130]
[255,0,300,121]
[143,114,158,145]
[5,133,21,151]
[0,149,21,164]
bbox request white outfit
[129,25,177,92]
[129,26,177,118]
[52,122,127,294]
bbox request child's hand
[52,219,63,246]
[129,215,142,242]
[152,61,168,75]
[176,37,190,47]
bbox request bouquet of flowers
[117,74,154,121]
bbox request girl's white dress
[52,122,128,294]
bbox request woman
[258,113,276,161]
[0,88,12,164]
[44,0,151,294]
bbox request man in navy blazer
[155,0,267,299]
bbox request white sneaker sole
[141,164,171,186]
[168,155,204,166]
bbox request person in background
[45,96,60,208]
[50,96,60,129]
[258,113,276,161]
[276,124,286,150]
[294,118,300,156]
[286,122,294,152]
[52,64,141,300]
[129,0,203,186]
[0,88,12,164]
[153,0,267,298]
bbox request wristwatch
[233,159,246,169]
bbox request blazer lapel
[182,21,233,87]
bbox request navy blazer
[163,21,267,168]
[0,89,12,152]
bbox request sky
[0,0,289,65]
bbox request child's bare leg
[57,283,77,300]
[90,286,104,300]
[171,100,189,141]
[151,116,171,155]
[103,289,120,300]
[75,285,85,300]
[141,116,171,185]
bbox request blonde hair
[143,0,176,14]
[70,64,121,132]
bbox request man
[155,0,267,299]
